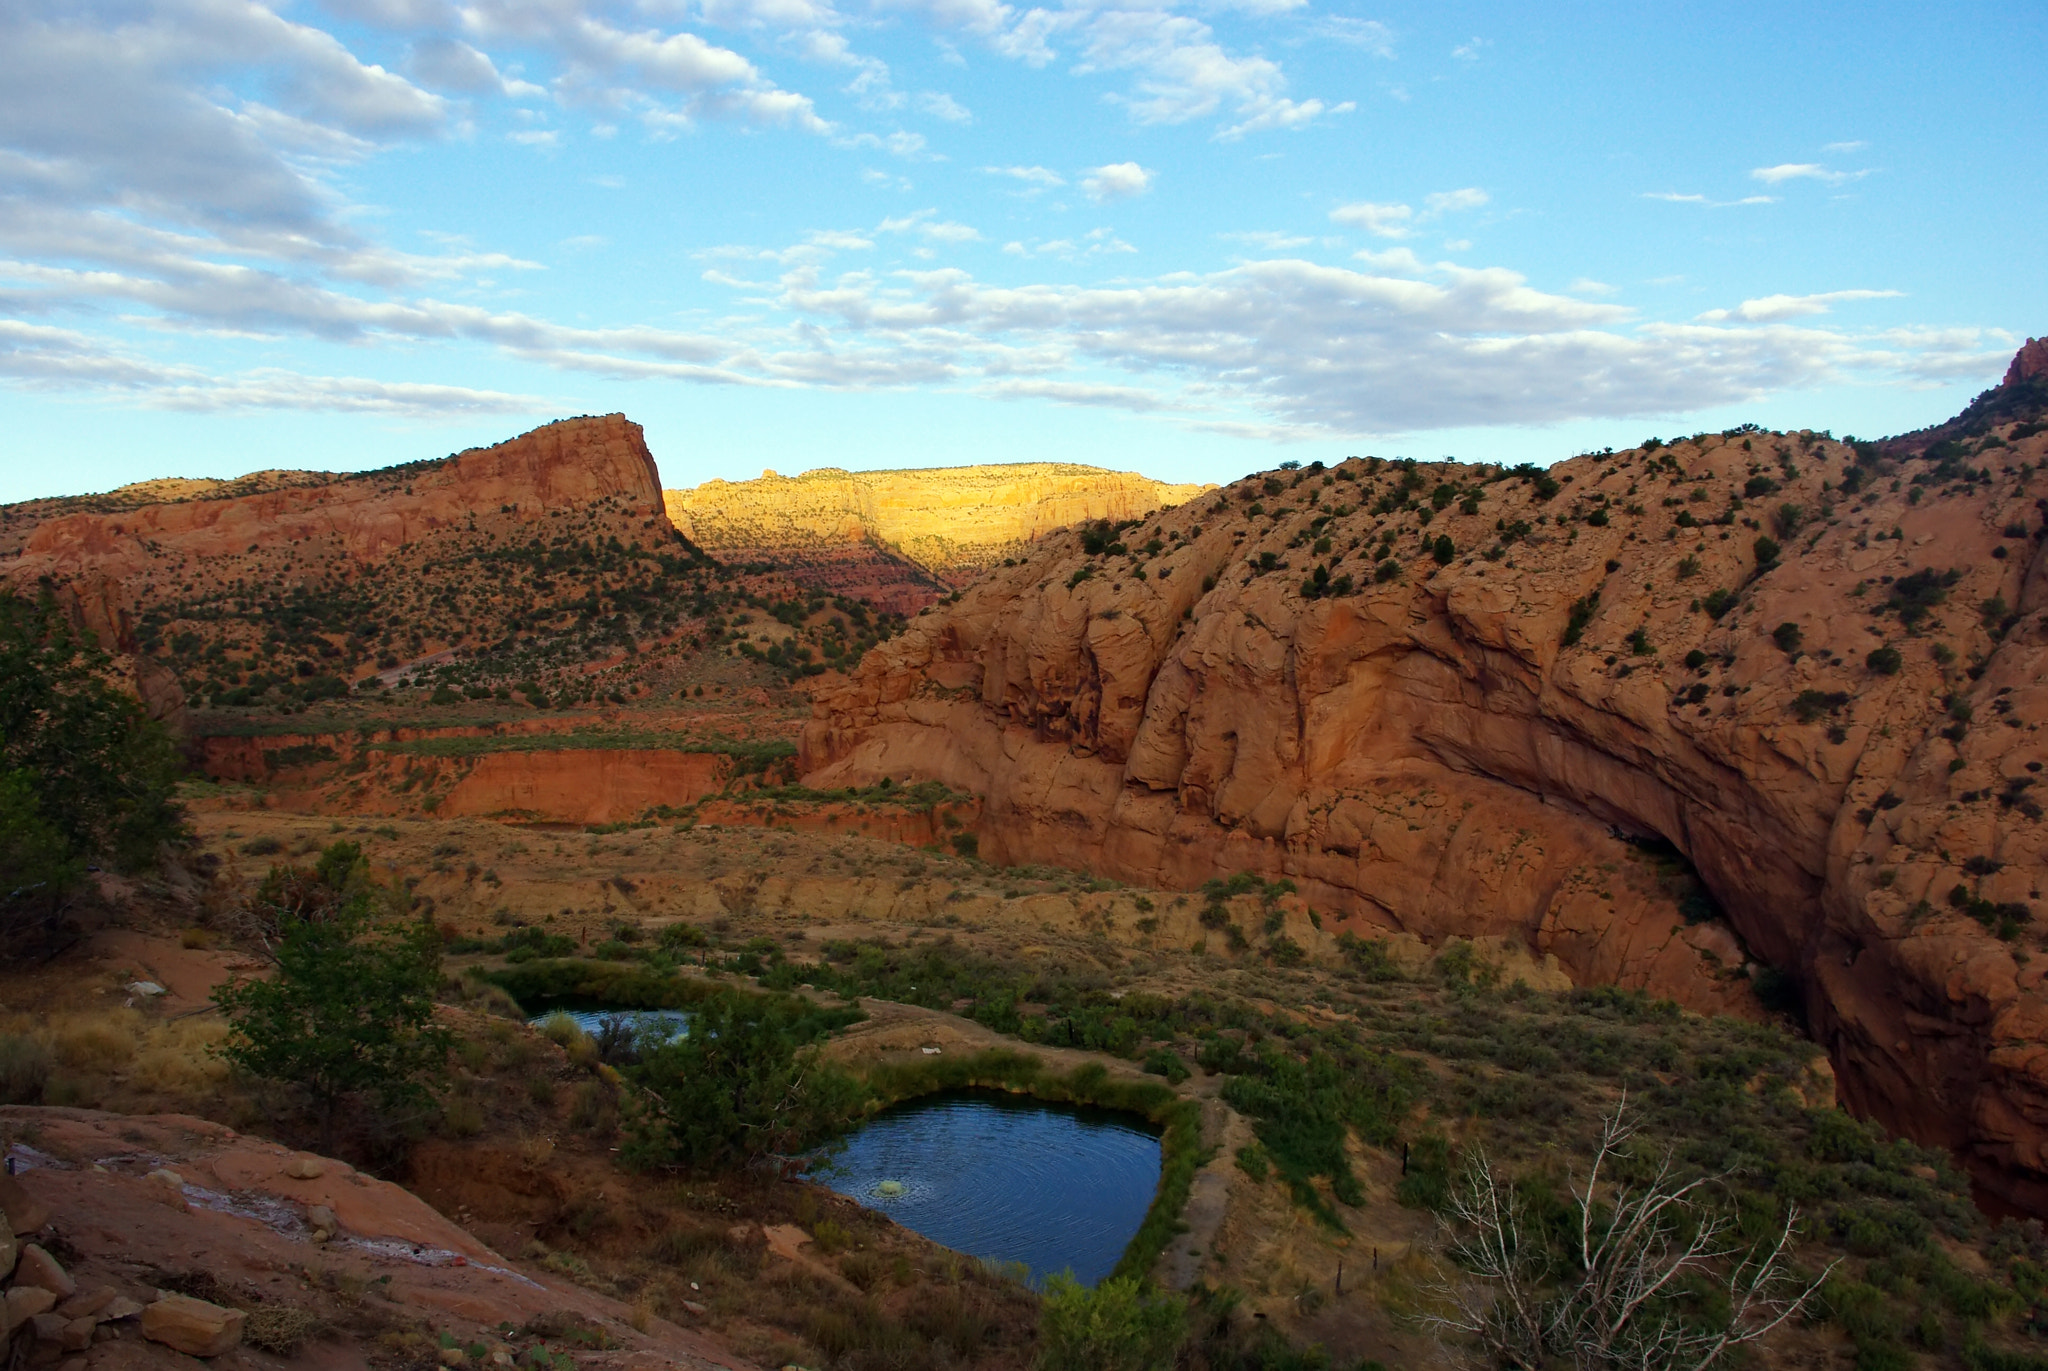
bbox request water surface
[817,1089,1161,1286]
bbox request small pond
[529,1008,689,1043]
[816,1089,1161,1287]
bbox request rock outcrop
[806,354,2048,1214]
[2009,338,2048,388]
[1,416,683,717]
[8,415,665,586]
[665,463,1211,611]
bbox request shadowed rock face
[664,463,1212,612]
[806,365,2048,1214]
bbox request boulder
[3,1287,56,1334]
[14,1244,74,1298]
[140,1294,245,1358]
[284,1156,325,1180]
[0,1175,50,1235]
[54,1289,117,1323]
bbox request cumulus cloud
[1330,201,1413,237]
[1082,162,1153,201]
[878,209,980,243]
[1331,188,1485,239]
[1696,289,1903,323]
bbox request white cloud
[1217,96,1353,140]
[1751,162,1867,186]
[1313,17,1395,56]
[1643,191,1775,207]
[982,164,1065,187]
[981,378,1167,410]
[878,209,980,243]
[1082,162,1153,202]
[1220,230,1313,251]
[1822,140,1867,154]
[1696,289,1903,323]
[407,38,544,97]
[1423,187,1488,215]
[1451,36,1485,59]
[884,0,1343,137]
[1330,201,1413,238]
[807,229,875,251]
[1568,278,1617,296]
[916,91,971,121]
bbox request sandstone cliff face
[806,385,2048,1212]
[9,415,665,585]
[2,416,675,717]
[663,463,1211,610]
[2009,339,2048,388]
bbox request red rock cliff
[8,415,664,585]
[806,409,2048,1214]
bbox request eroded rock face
[665,463,1212,611]
[2009,338,2048,388]
[10,415,665,585]
[1,416,672,718]
[806,380,2048,1212]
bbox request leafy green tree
[0,589,186,941]
[214,843,450,1151]
[624,989,864,1171]
[1036,1273,1187,1371]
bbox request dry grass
[0,1004,239,1118]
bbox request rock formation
[805,351,2048,1214]
[2009,338,2048,388]
[0,416,684,717]
[7,414,666,586]
[664,463,1212,612]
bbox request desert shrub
[1561,593,1600,647]
[213,842,450,1149]
[1866,646,1903,675]
[622,986,866,1171]
[1036,1273,1186,1371]
[0,1033,52,1103]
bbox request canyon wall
[6,415,667,586]
[664,463,1212,611]
[805,377,2048,1213]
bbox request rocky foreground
[805,355,2048,1214]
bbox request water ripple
[816,1090,1161,1287]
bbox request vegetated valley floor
[31,779,2048,1371]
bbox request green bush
[1,590,187,939]
[213,843,450,1149]
[623,987,866,1171]
[1036,1273,1186,1371]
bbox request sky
[1,0,2043,501]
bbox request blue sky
[2,0,2042,501]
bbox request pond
[529,1008,689,1043]
[815,1089,1162,1287]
